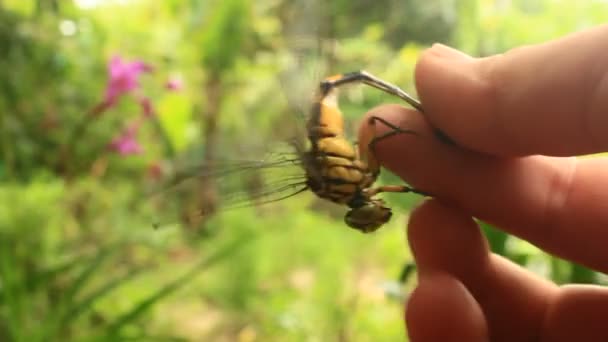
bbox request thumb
[415,25,608,156]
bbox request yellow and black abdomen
[304,144,373,204]
[304,84,376,205]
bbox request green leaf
[569,263,597,284]
[102,232,255,338]
[42,244,120,339]
[479,221,509,256]
[60,266,146,325]
[0,236,25,341]
[200,0,250,74]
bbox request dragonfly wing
[147,152,308,226]
[279,0,327,117]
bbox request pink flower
[104,55,153,106]
[108,121,143,155]
[165,77,183,91]
[110,135,142,155]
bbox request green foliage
[0,181,253,341]
[1,0,607,340]
[199,0,251,75]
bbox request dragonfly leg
[367,115,418,155]
[367,184,430,197]
[321,71,423,112]
[321,71,456,146]
[398,262,417,284]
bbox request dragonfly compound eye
[344,203,392,233]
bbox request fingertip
[416,29,608,156]
[358,104,426,159]
[415,44,500,154]
[407,201,559,340]
[415,44,478,113]
[542,285,608,341]
[407,199,490,277]
[406,272,488,342]
[358,103,452,190]
[358,104,424,181]
[414,44,475,97]
[360,106,608,274]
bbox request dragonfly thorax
[299,71,422,233]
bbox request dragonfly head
[344,200,392,233]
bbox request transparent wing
[146,0,330,227]
[278,0,327,119]
[187,156,306,207]
[146,149,309,226]
[162,151,303,191]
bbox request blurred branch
[190,0,251,225]
[195,75,223,222]
[57,101,110,178]
[0,106,14,179]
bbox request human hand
[358,24,608,341]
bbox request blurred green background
[1,0,607,341]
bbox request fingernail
[430,43,472,60]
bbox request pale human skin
[358,24,608,341]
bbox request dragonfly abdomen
[305,151,374,204]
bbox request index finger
[415,24,608,156]
[358,104,608,273]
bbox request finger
[359,104,608,272]
[408,200,558,341]
[415,24,608,156]
[406,272,488,342]
[542,285,608,341]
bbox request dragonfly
[155,70,428,233]
[299,70,429,231]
